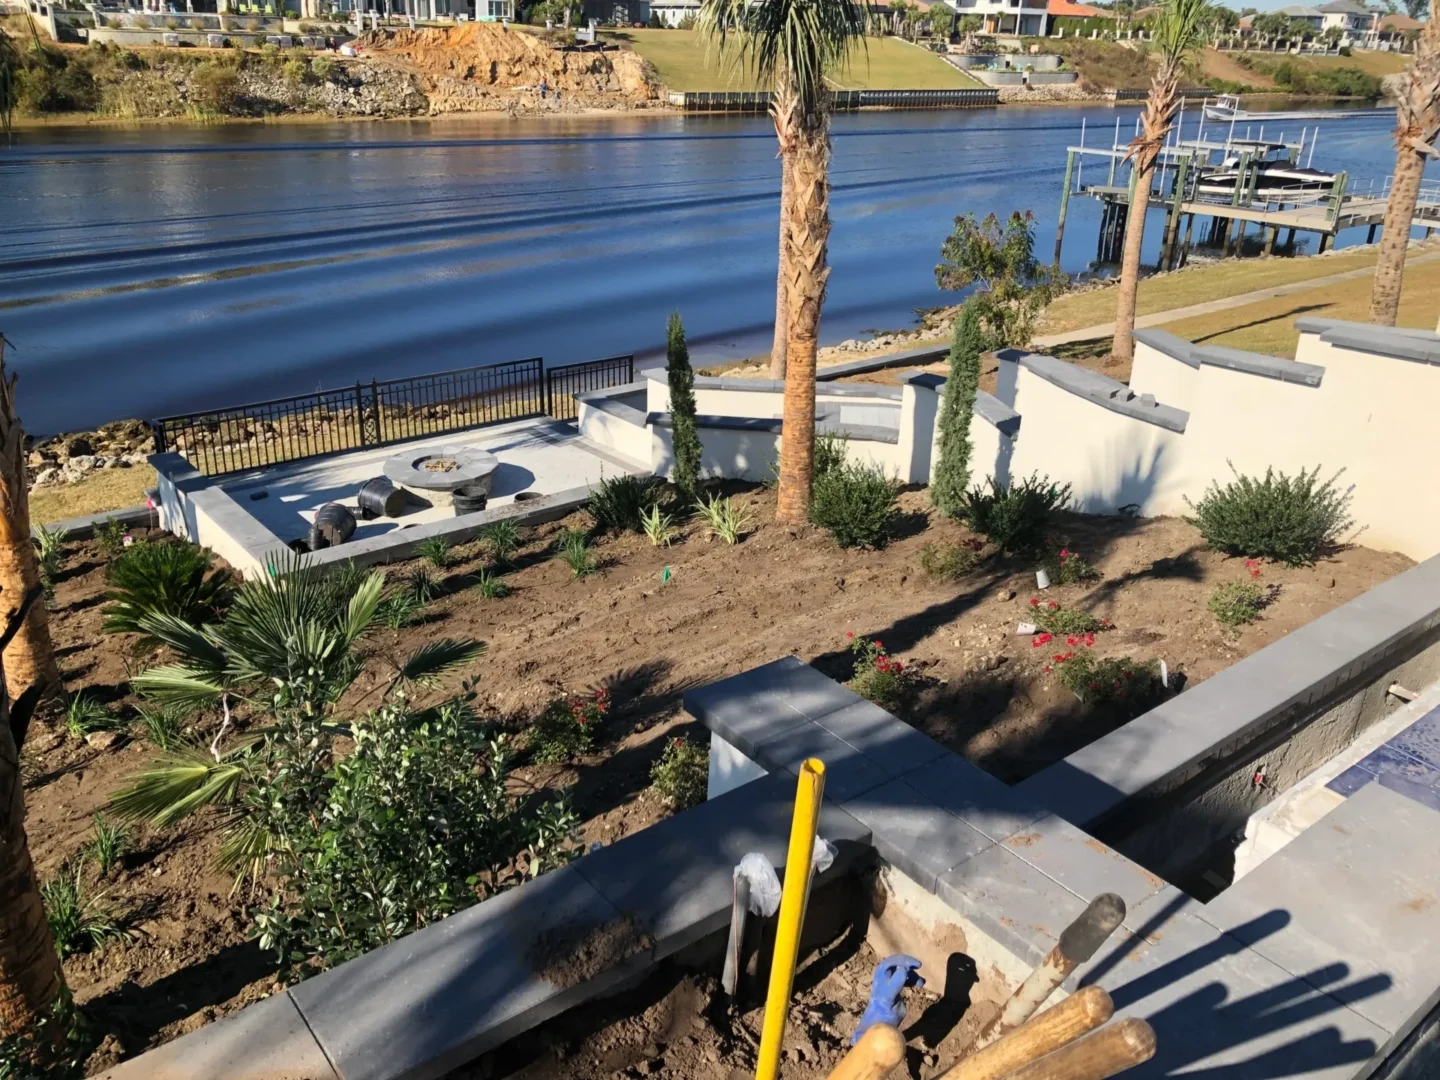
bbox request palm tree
[0,335,61,725]
[111,556,481,880]
[0,586,62,1044]
[699,0,868,523]
[1112,0,1214,365]
[1369,2,1439,326]
[770,156,791,379]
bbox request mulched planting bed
[27,484,1410,1071]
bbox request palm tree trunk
[770,149,792,379]
[1370,149,1426,325]
[0,343,59,716]
[775,89,832,525]
[1112,172,1153,364]
[1369,14,1440,326]
[0,678,62,1039]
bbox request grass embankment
[30,468,156,525]
[606,30,980,91]
[1040,244,1440,358]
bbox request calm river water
[0,104,1407,434]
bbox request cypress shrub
[932,300,983,519]
[666,312,703,501]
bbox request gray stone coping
[1017,551,1440,830]
[35,502,155,540]
[1295,316,1440,342]
[996,350,1190,434]
[975,390,1022,438]
[683,658,1167,966]
[1320,325,1440,368]
[574,381,650,426]
[899,371,945,390]
[1193,344,1326,387]
[647,412,900,446]
[687,374,904,401]
[1133,328,1202,369]
[814,344,950,381]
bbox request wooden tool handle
[937,987,1114,1080]
[826,1024,907,1080]
[997,1019,1156,1080]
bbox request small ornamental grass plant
[697,493,751,545]
[920,538,986,581]
[846,634,917,712]
[650,736,708,810]
[529,688,610,764]
[1186,464,1353,566]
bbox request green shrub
[41,865,125,957]
[846,635,916,712]
[480,520,522,563]
[1052,651,1161,715]
[556,529,596,578]
[810,461,899,549]
[94,518,127,558]
[415,536,452,568]
[310,54,335,79]
[666,313,703,501]
[961,473,1071,555]
[87,814,129,876]
[697,493,751,545]
[0,995,87,1080]
[920,539,985,581]
[190,59,241,113]
[1030,598,1105,636]
[251,700,581,970]
[1209,580,1266,627]
[932,300,983,519]
[281,57,307,84]
[650,736,708,809]
[102,542,234,639]
[814,431,848,478]
[588,474,658,534]
[529,690,610,763]
[1185,464,1353,566]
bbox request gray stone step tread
[95,990,339,1080]
[1193,783,1440,1037]
[1070,885,1393,1080]
[1000,813,1170,916]
[813,700,950,779]
[901,753,1049,845]
[749,719,892,803]
[288,863,628,1080]
[682,656,866,758]
[572,771,871,958]
[840,778,993,893]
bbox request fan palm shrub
[102,541,234,641]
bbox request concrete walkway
[1033,248,1440,349]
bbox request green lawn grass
[607,30,980,92]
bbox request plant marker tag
[1017,622,1038,636]
[1035,568,1051,589]
[122,534,134,548]
[661,566,672,585]
[1159,660,1169,688]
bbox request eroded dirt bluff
[358,23,659,112]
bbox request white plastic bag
[811,836,837,875]
[735,853,782,917]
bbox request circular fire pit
[382,445,499,507]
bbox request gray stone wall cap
[581,395,647,427]
[36,503,154,540]
[997,349,1189,433]
[649,412,784,434]
[817,382,904,400]
[1296,316,1437,340]
[822,421,900,445]
[1194,345,1326,386]
[899,371,946,390]
[573,380,648,404]
[1319,325,1440,367]
[974,390,1022,437]
[1133,328,1202,369]
[814,344,950,381]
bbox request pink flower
[846,631,854,639]
[1031,632,1053,648]
[1030,597,1039,608]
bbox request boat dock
[1053,115,1440,269]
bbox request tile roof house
[1046,0,1107,16]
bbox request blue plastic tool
[851,954,924,1044]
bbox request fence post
[370,379,381,444]
[150,421,167,455]
[354,381,366,449]
[543,363,551,418]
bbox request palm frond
[218,813,279,884]
[390,638,485,687]
[130,664,229,711]
[699,0,868,119]
[109,743,251,827]
[136,612,229,673]
[340,569,386,645]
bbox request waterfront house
[648,0,697,25]
[940,0,1048,38]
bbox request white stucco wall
[1130,342,1201,413]
[577,401,654,467]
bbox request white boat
[1202,94,1391,122]
[1193,140,1336,199]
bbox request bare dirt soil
[27,491,1409,1070]
[359,23,658,112]
[457,929,1008,1080]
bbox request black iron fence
[153,354,633,477]
[545,355,635,422]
